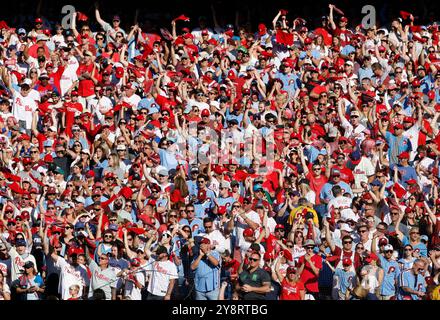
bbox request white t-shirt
[146,258,178,297]
[55,256,90,300]
[12,90,38,129]
[123,271,145,300]
[122,94,141,111]
[60,56,79,96]
[8,247,37,282]
[235,210,261,248]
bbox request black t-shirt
[238,267,271,300]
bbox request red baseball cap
[342,258,352,266]
[243,228,254,237]
[201,109,210,117]
[398,152,410,159]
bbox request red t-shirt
[76,62,96,97]
[333,164,355,184]
[305,172,328,205]
[297,254,322,293]
[280,278,305,300]
[264,233,281,256]
[64,102,83,136]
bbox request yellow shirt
[287,205,319,226]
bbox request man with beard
[49,246,90,300]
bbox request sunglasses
[358,230,368,233]
[248,258,259,262]
[186,209,194,212]
[169,215,178,218]
[305,246,314,250]
[356,247,364,250]
[343,241,353,244]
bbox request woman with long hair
[103,152,125,181]
[276,264,305,300]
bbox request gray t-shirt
[88,260,118,300]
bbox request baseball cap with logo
[342,258,352,266]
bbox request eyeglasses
[305,246,314,250]
[104,235,113,238]
[182,229,191,233]
[169,215,177,218]
[99,256,109,260]
[232,205,241,209]
[97,37,104,40]
[197,180,205,183]
[286,244,293,248]
[404,248,413,251]
[313,168,321,171]
[116,35,123,38]
[356,246,364,250]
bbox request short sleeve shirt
[238,267,271,300]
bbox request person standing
[191,237,221,300]
[84,246,118,300]
[276,265,305,300]
[237,251,271,300]
[145,246,178,300]
[297,239,322,299]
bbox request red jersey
[297,254,322,293]
[280,278,305,300]
[332,28,351,46]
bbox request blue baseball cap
[15,239,27,247]
[75,222,85,230]
[148,107,160,115]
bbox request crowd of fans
[0,2,440,300]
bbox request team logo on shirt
[388,266,396,274]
